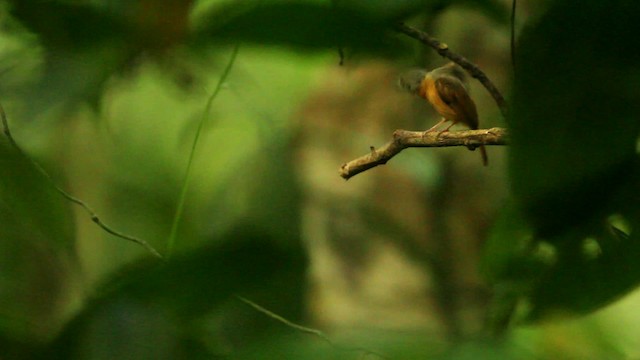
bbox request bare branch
[236,295,388,359]
[0,103,164,260]
[394,23,509,118]
[237,295,334,344]
[339,128,508,180]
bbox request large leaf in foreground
[0,138,75,350]
[46,228,305,359]
[192,2,401,55]
[509,0,640,237]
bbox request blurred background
[1,0,639,359]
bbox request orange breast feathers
[419,74,479,130]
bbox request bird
[398,62,488,166]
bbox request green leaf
[6,0,133,114]
[501,0,640,322]
[485,167,640,321]
[46,227,306,358]
[4,0,194,114]
[192,2,401,55]
[0,139,75,343]
[480,201,540,284]
[508,0,640,237]
[338,0,507,23]
[6,0,129,51]
[526,223,640,321]
[455,0,509,23]
[0,141,75,250]
[338,0,433,19]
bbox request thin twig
[0,103,163,259]
[510,0,517,70]
[394,23,509,118]
[236,295,388,359]
[237,295,333,344]
[339,128,508,180]
[166,44,240,259]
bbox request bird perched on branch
[399,62,488,166]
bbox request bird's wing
[434,76,479,129]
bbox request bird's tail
[480,145,489,166]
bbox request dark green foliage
[0,140,75,251]
[193,0,507,54]
[333,0,507,23]
[3,0,640,358]
[527,224,640,320]
[483,0,640,321]
[6,0,130,51]
[3,0,194,114]
[46,227,306,359]
[4,0,131,114]
[192,2,400,55]
[0,139,76,354]
[2,0,508,116]
[509,0,640,237]
[481,202,543,285]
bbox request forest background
[1,0,640,359]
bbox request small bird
[399,62,488,166]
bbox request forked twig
[340,128,508,179]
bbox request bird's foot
[420,128,437,140]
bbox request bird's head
[398,69,428,94]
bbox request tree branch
[339,128,508,180]
[236,295,388,359]
[394,23,509,118]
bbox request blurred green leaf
[0,138,75,345]
[5,0,194,115]
[0,141,75,250]
[494,0,640,321]
[46,227,306,359]
[32,45,131,115]
[192,2,402,55]
[484,170,640,323]
[337,0,507,23]
[5,0,132,114]
[508,0,640,237]
[449,0,508,23]
[526,224,640,321]
[6,0,129,51]
[481,201,535,284]
[481,201,549,332]
[338,0,435,19]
